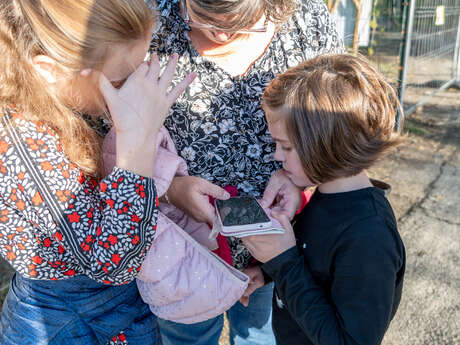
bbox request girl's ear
[32,55,58,84]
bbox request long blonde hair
[0,0,155,179]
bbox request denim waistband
[0,273,160,345]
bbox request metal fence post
[396,0,416,128]
[453,15,460,83]
[397,0,416,127]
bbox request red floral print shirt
[0,112,158,286]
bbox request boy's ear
[32,55,58,84]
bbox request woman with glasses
[150,0,343,344]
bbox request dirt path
[374,89,460,345]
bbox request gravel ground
[375,89,460,345]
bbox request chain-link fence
[330,0,403,83]
[329,0,460,117]
[399,0,460,115]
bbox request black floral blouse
[152,0,343,269]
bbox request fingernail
[80,69,92,77]
[223,192,230,199]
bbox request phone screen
[215,196,270,227]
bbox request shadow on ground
[369,89,460,345]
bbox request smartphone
[214,196,272,232]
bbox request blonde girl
[0,0,193,344]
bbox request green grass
[405,122,430,137]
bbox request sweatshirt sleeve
[71,167,159,285]
[262,218,404,345]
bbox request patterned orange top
[0,111,158,286]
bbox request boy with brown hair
[243,54,406,345]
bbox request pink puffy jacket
[103,127,249,323]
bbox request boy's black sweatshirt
[262,186,406,345]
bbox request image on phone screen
[215,196,270,227]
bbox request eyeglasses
[181,0,267,34]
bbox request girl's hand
[239,265,265,307]
[167,176,230,224]
[97,53,195,177]
[261,169,302,220]
[242,212,296,263]
[99,53,194,140]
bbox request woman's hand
[242,212,296,263]
[261,169,302,220]
[98,53,196,177]
[239,265,265,307]
[167,176,230,224]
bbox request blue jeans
[157,282,275,345]
[0,273,162,345]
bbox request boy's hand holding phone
[242,212,296,263]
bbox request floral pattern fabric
[151,0,343,269]
[0,111,159,286]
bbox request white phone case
[210,201,285,239]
